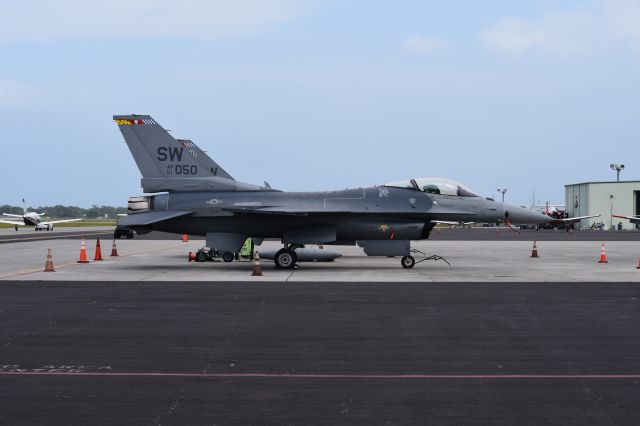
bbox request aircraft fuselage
[132,186,530,242]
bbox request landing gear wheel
[401,256,415,269]
[274,248,297,269]
[222,252,235,263]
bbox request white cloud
[0,79,37,108]
[0,0,302,41]
[481,0,640,55]
[481,18,547,55]
[402,36,447,53]
[603,0,640,49]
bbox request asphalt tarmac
[1,227,638,244]
[1,281,639,424]
[0,227,115,244]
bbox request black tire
[222,252,235,263]
[274,248,297,269]
[126,233,133,239]
[196,250,208,262]
[401,256,415,269]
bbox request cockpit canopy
[385,178,480,197]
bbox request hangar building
[565,181,640,230]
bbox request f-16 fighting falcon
[115,114,560,269]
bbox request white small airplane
[0,199,83,231]
[613,214,640,226]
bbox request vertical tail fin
[114,115,234,182]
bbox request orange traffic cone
[110,239,118,257]
[251,251,263,276]
[77,237,89,263]
[531,241,539,258]
[598,243,608,263]
[94,238,103,261]
[44,248,55,272]
[181,233,189,242]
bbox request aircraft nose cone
[503,204,551,225]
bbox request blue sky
[1,0,639,207]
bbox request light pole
[610,194,614,230]
[610,163,624,181]
[497,188,507,203]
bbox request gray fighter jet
[115,114,554,269]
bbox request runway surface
[0,227,114,244]
[0,281,639,424]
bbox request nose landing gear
[401,249,451,269]
[401,256,415,269]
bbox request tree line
[0,204,127,219]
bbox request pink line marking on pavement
[1,372,639,380]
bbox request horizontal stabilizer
[118,211,193,226]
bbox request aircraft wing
[0,218,24,225]
[613,214,640,224]
[118,211,194,226]
[42,218,84,225]
[560,214,600,224]
[2,213,23,218]
[434,220,475,225]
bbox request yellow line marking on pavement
[0,244,180,279]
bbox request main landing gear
[274,247,298,270]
